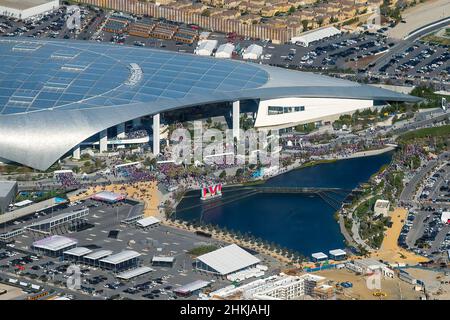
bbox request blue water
[176,151,394,256]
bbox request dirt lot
[406,268,450,299]
[70,180,161,218]
[387,0,450,39]
[0,284,26,300]
[315,268,422,300]
[371,207,428,265]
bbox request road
[372,18,450,72]
[400,151,450,202]
[387,0,450,40]
[400,159,438,202]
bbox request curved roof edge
[0,83,420,171]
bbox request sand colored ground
[406,268,450,299]
[387,0,450,39]
[371,207,428,265]
[0,284,26,300]
[69,181,161,218]
[316,268,422,300]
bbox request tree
[317,17,324,27]
[301,19,309,31]
[219,170,227,179]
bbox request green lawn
[187,245,218,256]
[399,125,450,141]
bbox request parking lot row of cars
[377,42,449,80]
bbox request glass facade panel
[268,106,305,115]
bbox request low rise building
[210,273,330,300]
[374,199,390,217]
[0,0,59,20]
[348,259,394,278]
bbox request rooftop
[136,216,160,228]
[63,247,93,257]
[84,250,113,261]
[152,256,175,263]
[0,38,267,116]
[0,181,16,197]
[311,252,328,260]
[375,199,390,208]
[174,280,210,294]
[91,191,125,202]
[116,266,153,280]
[32,235,77,251]
[196,244,260,275]
[329,249,347,256]
[0,0,56,11]
[0,39,420,171]
[99,250,141,265]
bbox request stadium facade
[0,39,419,171]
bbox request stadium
[0,38,419,171]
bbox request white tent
[242,44,263,60]
[136,216,160,228]
[196,244,260,275]
[215,43,235,59]
[195,40,218,56]
[290,26,341,47]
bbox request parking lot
[400,161,450,261]
[0,5,105,41]
[1,3,448,91]
[0,198,280,300]
[375,41,449,84]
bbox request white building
[195,40,218,56]
[0,0,60,20]
[242,44,263,60]
[210,273,328,300]
[374,199,390,217]
[215,43,235,59]
[290,26,341,47]
[255,97,373,128]
[348,259,394,278]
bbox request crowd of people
[55,171,79,188]
[282,133,391,161]
[111,164,154,182]
[123,129,148,139]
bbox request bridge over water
[237,186,352,194]
[176,185,353,214]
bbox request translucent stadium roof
[0,39,420,171]
[0,38,268,115]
